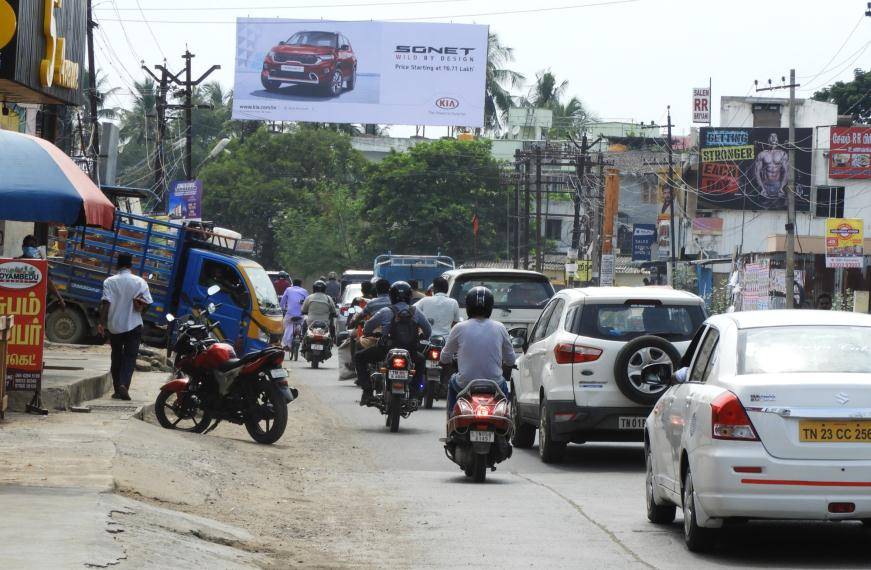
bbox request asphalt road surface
[235,71,380,104]
[287,354,871,569]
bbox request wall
[0,221,34,258]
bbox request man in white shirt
[99,254,153,400]
[414,277,460,337]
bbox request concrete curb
[9,372,113,412]
[133,403,154,421]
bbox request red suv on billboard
[261,31,356,97]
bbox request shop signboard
[829,126,871,179]
[0,258,47,392]
[232,18,488,127]
[698,127,812,211]
[168,180,203,221]
[692,217,723,236]
[600,254,615,286]
[656,216,670,260]
[692,87,710,124]
[631,224,656,261]
[0,0,85,105]
[825,217,864,269]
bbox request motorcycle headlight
[317,54,335,62]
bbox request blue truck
[372,253,456,287]
[47,212,284,354]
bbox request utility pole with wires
[172,50,220,181]
[666,106,676,286]
[756,70,800,308]
[86,0,100,183]
[142,64,171,203]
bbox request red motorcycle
[445,379,513,482]
[155,299,298,444]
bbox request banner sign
[232,19,488,127]
[656,216,671,260]
[692,87,711,124]
[692,217,723,236]
[0,258,47,392]
[631,224,656,261]
[830,126,871,179]
[168,179,203,221]
[698,127,812,211]
[600,254,615,287]
[825,218,864,269]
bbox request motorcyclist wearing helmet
[355,281,432,405]
[325,271,341,303]
[303,280,338,339]
[440,286,516,416]
[273,271,291,296]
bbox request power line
[97,0,475,11]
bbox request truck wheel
[45,307,88,344]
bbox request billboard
[232,19,488,127]
[168,180,202,221]
[0,258,47,392]
[692,87,711,124]
[825,218,864,269]
[830,126,871,179]
[699,127,812,211]
[631,224,656,261]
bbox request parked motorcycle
[302,320,332,369]
[155,286,298,444]
[444,379,513,482]
[364,347,419,432]
[420,335,448,409]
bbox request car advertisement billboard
[232,18,488,127]
[829,126,871,179]
[698,127,813,211]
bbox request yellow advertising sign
[700,145,755,163]
[825,218,864,269]
[0,0,15,49]
[39,0,79,89]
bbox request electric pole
[524,156,531,270]
[170,50,220,180]
[513,151,521,269]
[142,64,172,206]
[756,70,800,308]
[666,106,676,286]
[535,145,543,272]
[86,0,99,183]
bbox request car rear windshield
[451,275,553,309]
[288,32,337,47]
[573,302,705,342]
[738,325,871,374]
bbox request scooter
[302,320,332,369]
[444,379,513,482]
[420,335,448,409]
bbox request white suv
[512,287,706,463]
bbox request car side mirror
[641,363,673,387]
[207,302,217,314]
[207,284,221,296]
[511,336,525,351]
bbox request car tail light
[554,343,602,365]
[493,400,509,417]
[391,356,407,369]
[429,349,440,360]
[711,391,759,441]
[829,502,855,513]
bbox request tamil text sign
[830,126,871,179]
[232,19,487,127]
[698,127,812,211]
[0,258,47,392]
[631,224,656,261]
[169,180,203,221]
[825,218,864,269]
[692,87,710,124]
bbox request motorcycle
[444,379,513,482]
[364,347,419,432]
[420,335,448,409]
[155,286,298,445]
[302,320,332,369]
[289,316,303,361]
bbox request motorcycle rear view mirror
[207,302,217,314]
[206,284,221,297]
[166,314,175,323]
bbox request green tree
[523,69,594,139]
[360,139,507,264]
[813,68,871,124]
[484,32,524,133]
[116,79,158,186]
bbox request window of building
[752,103,782,128]
[816,186,845,218]
[545,218,562,241]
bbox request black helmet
[278,271,289,279]
[313,280,327,293]
[465,286,494,318]
[374,278,390,295]
[389,281,413,304]
[361,280,375,298]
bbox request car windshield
[287,32,337,48]
[739,325,871,374]
[243,265,282,316]
[452,275,553,309]
[574,303,705,342]
[341,284,362,304]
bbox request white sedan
[645,310,871,552]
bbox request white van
[442,269,554,333]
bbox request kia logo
[435,97,459,110]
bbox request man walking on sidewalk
[98,254,152,400]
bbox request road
[287,354,871,569]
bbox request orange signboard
[0,258,48,392]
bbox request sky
[92,0,871,138]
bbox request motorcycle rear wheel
[311,358,319,369]
[244,382,289,444]
[424,381,435,409]
[388,393,401,432]
[154,389,211,433]
[471,454,487,483]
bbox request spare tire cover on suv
[613,335,681,406]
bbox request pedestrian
[816,293,832,311]
[325,271,341,303]
[98,253,152,400]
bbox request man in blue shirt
[280,278,308,349]
[355,281,431,405]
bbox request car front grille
[274,53,319,65]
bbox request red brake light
[391,356,407,369]
[430,349,440,360]
[711,392,759,441]
[554,343,602,364]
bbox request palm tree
[523,69,593,139]
[484,32,524,133]
[94,70,121,119]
